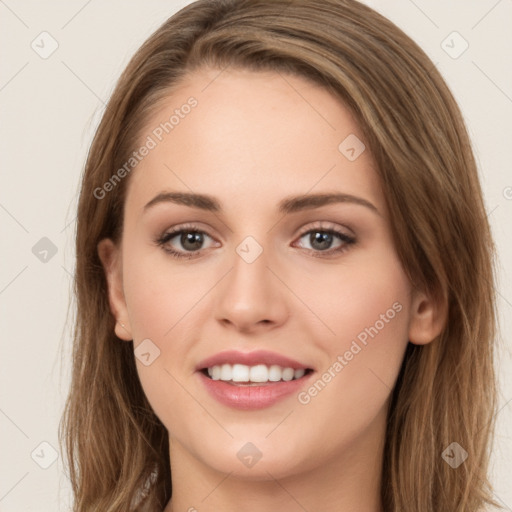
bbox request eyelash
[155,222,356,260]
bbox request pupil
[311,231,332,250]
[182,231,203,251]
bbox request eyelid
[157,222,219,247]
[160,222,218,239]
[295,220,354,238]
[159,220,354,241]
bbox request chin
[198,440,309,480]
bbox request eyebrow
[143,191,380,216]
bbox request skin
[98,67,445,512]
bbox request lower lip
[197,371,314,410]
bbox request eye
[155,222,356,260]
[155,223,217,260]
[294,224,356,257]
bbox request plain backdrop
[1,1,511,510]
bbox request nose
[214,242,289,334]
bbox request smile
[202,363,313,384]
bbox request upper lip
[196,350,314,371]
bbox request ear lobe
[408,288,447,345]
[97,238,133,341]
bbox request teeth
[206,364,307,383]
[268,364,282,382]
[294,368,305,379]
[232,364,249,382]
[220,364,232,381]
[250,364,268,382]
[211,365,221,380]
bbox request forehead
[124,67,385,219]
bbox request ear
[408,288,447,345]
[97,238,133,341]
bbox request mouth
[195,349,316,408]
[199,364,315,386]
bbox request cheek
[297,250,411,420]
[332,262,410,349]
[294,245,411,351]
[292,247,411,406]
[121,248,202,426]
[122,247,200,340]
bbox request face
[99,67,440,481]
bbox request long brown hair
[60,0,499,510]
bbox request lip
[197,370,315,410]
[195,349,315,410]
[195,349,313,371]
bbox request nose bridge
[214,233,288,329]
[228,233,275,304]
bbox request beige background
[0,1,511,510]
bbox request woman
[60,0,499,510]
